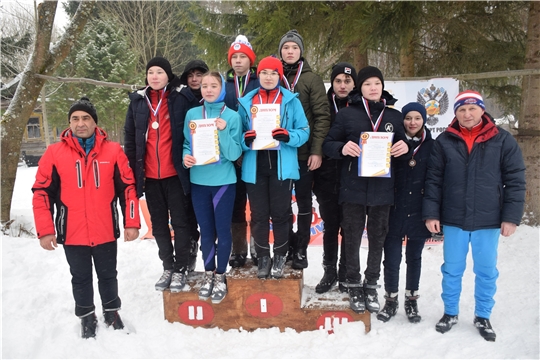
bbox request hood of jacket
[61,127,108,154]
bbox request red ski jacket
[32,127,140,246]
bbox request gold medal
[152,121,159,129]
[409,158,417,167]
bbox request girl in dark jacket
[124,57,199,293]
[377,102,434,323]
[323,66,411,314]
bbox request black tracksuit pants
[145,176,192,273]
[341,203,390,285]
[64,241,121,317]
[314,189,346,271]
[246,150,292,258]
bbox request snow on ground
[2,166,539,359]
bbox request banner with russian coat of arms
[385,78,460,139]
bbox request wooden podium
[162,261,371,333]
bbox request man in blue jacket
[423,90,526,342]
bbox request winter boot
[315,265,338,294]
[155,269,173,291]
[474,316,496,342]
[249,234,258,266]
[363,280,381,313]
[404,290,421,323]
[80,312,98,339]
[270,255,287,279]
[211,273,228,304]
[188,237,199,272]
[376,292,399,322]
[169,272,187,293]
[286,231,298,263]
[199,271,214,300]
[257,256,272,279]
[229,222,248,268]
[104,310,124,330]
[347,283,365,313]
[435,314,458,334]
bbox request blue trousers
[441,226,500,319]
[191,184,235,274]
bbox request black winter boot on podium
[229,222,248,268]
[363,280,381,313]
[315,265,338,293]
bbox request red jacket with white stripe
[32,127,140,246]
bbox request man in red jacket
[32,97,140,339]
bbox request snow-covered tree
[1,0,96,224]
[46,17,137,143]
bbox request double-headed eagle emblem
[417,84,449,126]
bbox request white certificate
[250,104,281,150]
[188,118,220,165]
[358,132,394,177]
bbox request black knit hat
[146,56,173,81]
[331,62,358,87]
[68,97,98,124]
[402,102,427,127]
[279,29,304,58]
[357,66,384,89]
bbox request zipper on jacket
[75,160,83,188]
[267,150,272,170]
[58,205,66,237]
[93,159,100,189]
[130,199,136,220]
[155,112,161,179]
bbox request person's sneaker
[104,310,124,330]
[270,255,287,279]
[404,291,421,323]
[257,256,272,279]
[81,313,98,339]
[474,316,496,342]
[377,292,399,322]
[291,249,308,269]
[229,253,247,268]
[348,284,365,313]
[155,269,173,291]
[338,282,348,293]
[169,272,187,293]
[435,314,459,333]
[315,265,338,294]
[363,281,381,313]
[188,238,198,272]
[199,271,214,300]
[211,273,227,304]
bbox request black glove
[244,130,257,147]
[272,128,290,143]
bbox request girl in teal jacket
[183,72,242,304]
[236,56,309,280]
